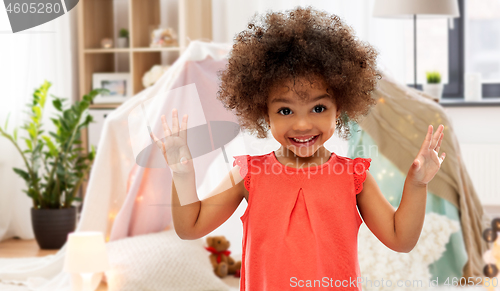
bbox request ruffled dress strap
[353,157,372,195]
[233,155,251,191]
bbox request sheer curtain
[0,8,78,241]
[211,0,409,85]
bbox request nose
[292,115,313,132]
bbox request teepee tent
[0,40,260,290]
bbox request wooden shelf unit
[77,0,212,199]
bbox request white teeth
[292,136,316,142]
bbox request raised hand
[410,124,446,186]
[150,108,194,175]
[411,124,446,185]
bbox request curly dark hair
[216,6,381,140]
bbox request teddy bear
[205,236,241,278]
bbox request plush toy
[205,236,241,278]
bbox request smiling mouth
[288,135,320,146]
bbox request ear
[264,114,270,126]
[206,236,213,246]
[264,108,269,124]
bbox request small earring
[268,124,271,129]
[336,119,339,126]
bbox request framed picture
[87,109,115,151]
[92,73,132,104]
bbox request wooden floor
[0,238,107,291]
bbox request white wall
[444,106,500,219]
[444,107,500,144]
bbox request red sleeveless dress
[233,151,371,290]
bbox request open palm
[412,124,446,186]
[150,108,194,175]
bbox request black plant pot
[31,206,77,249]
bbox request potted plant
[423,71,444,102]
[118,28,129,48]
[0,81,106,249]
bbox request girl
[151,7,446,290]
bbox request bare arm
[357,124,445,253]
[393,176,427,252]
[357,168,427,253]
[172,165,247,240]
[149,108,248,240]
[356,172,400,252]
[170,170,201,239]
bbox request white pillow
[358,212,460,291]
[104,229,230,291]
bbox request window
[447,0,500,98]
[465,0,500,85]
[404,18,450,86]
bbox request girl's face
[265,77,341,158]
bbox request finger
[421,125,432,150]
[431,124,443,149]
[172,108,179,136]
[161,115,172,137]
[179,114,188,141]
[435,132,444,152]
[439,152,446,164]
[150,131,159,144]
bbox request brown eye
[278,108,291,116]
[313,105,327,113]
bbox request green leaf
[80,100,89,110]
[60,119,70,132]
[53,99,62,112]
[27,124,36,140]
[24,138,33,151]
[13,128,18,142]
[82,94,91,103]
[50,118,60,128]
[83,114,93,125]
[4,112,11,130]
[33,106,42,121]
[49,132,60,141]
[89,144,96,160]
[73,197,82,202]
[13,168,30,182]
[42,136,58,156]
[63,110,73,122]
[71,105,79,115]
